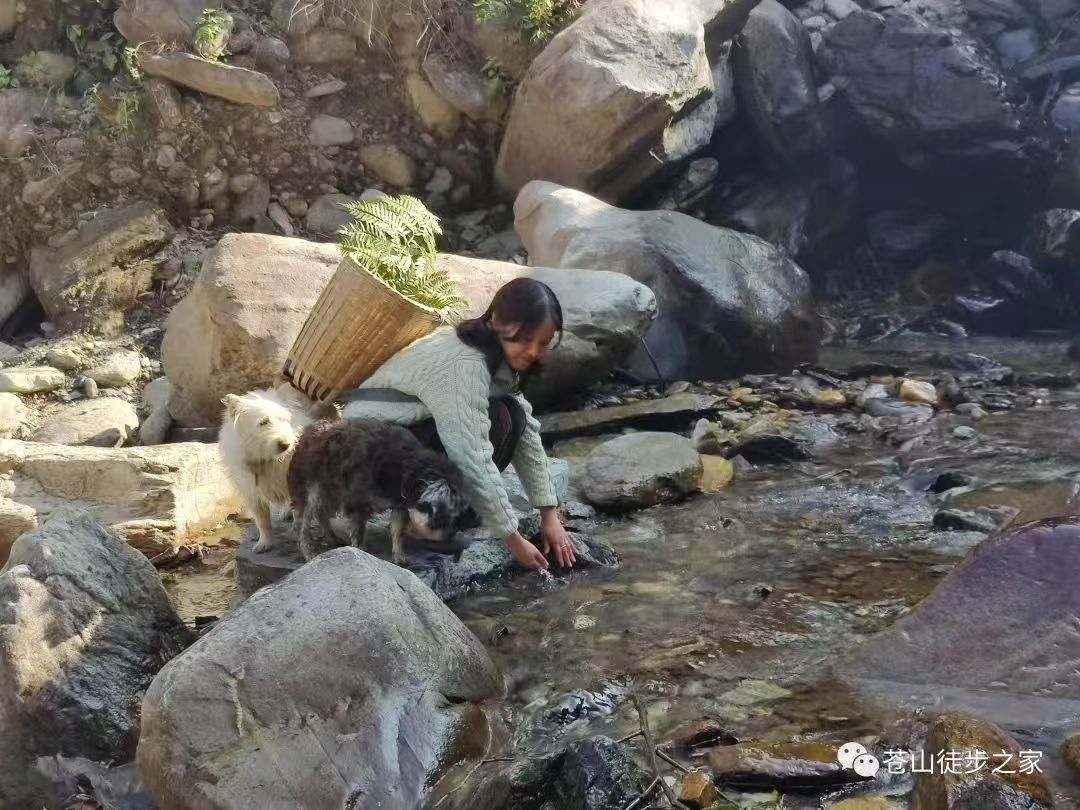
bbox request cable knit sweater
[339,327,559,539]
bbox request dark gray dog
[287,418,474,564]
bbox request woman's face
[494,318,558,372]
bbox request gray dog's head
[404,479,476,541]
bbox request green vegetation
[337,195,467,313]
[85,83,141,134]
[193,9,233,61]
[159,573,178,585]
[473,0,581,42]
[0,65,18,89]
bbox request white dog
[218,384,335,553]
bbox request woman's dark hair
[456,277,564,385]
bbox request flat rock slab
[31,397,139,447]
[839,518,1080,731]
[539,393,723,440]
[234,521,618,603]
[138,53,279,107]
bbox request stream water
[165,335,1080,808]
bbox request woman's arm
[509,393,558,509]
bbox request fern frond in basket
[338,195,467,313]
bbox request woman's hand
[506,532,549,569]
[540,508,576,568]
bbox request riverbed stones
[85,350,142,388]
[0,394,24,438]
[114,0,204,44]
[308,114,353,147]
[912,712,1052,810]
[709,741,869,790]
[900,379,938,406]
[0,366,66,394]
[31,398,139,447]
[582,432,703,511]
[679,770,718,807]
[516,181,819,381]
[137,547,500,809]
[359,143,416,188]
[0,508,191,808]
[540,393,722,440]
[304,192,354,235]
[28,202,173,337]
[0,440,240,562]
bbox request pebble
[85,350,142,388]
[899,379,938,406]
[0,366,67,394]
[953,426,977,440]
[814,389,847,409]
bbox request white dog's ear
[221,394,244,416]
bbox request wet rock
[864,398,934,424]
[496,0,755,202]
[582,432,703,511]
[900,379,938,406]
[137,548,499,809]
[540,394,723,440]
[0,508,191,808]
[1061,732,1080,776]
[912,713,1052,810]
[359,143,416,188]
[953,425,978,441]
[930,471,973,494]
[658,157,720,211]
[29,203,173,337]
[553,737,646,810]
[423,51,506,123]
[692,416,735,454]
[671,719,740,750]
[1027,208,1080,273]
[31,398,139,447]
[0,366,66,394]
[679,771,718,808]
[0,440,239,563]
[304,192,354,235]
[547,682,625,725]
[726,433,810,463]
[1051,84,1080,132]
[114,0,204,44]
[732,0,823,164]
[85,350,142,388]
[516,181,819,381]
[288,26,357,64]
[933,507,1013,533]
[941,251,1060,335]
[820,11,1037,174]
[815,389,848,408]
[701,455,736,490]
[137,53,279,107]
[709,741,869,790]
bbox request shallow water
[166,337,1080,807]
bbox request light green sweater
[340,327,558,538]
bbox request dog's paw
[252,537,272,553]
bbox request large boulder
[732,0,823,165]
[137,53,280,107]
[0,439,240,562]
[162,234,340,426]
[494,0,757,202]
[114,0,205,44]
[163,235,656,424]
[0,508,191,808]
[515,181,820,381]
[28,202,173,337]
[820,11,1038,175]
[582,432,703,510]
[137,547,500,809]
[839,519,1080,730]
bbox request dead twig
[621,776,662,810]
[617,730,645,744]
[632,696,681,807]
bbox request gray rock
[712,41,738,130]
[231,176,272,226]
[840,519,1080,730]
[138,404,172,446]
[267,202,295,236]
[1027,208,1080,271]
[0,508,191,808]
[554,737,647,810]
[427,166,455,194]
[31,398,139,447]
[516,181,820,381]
[14,51,76,87]
[137,52,280,107]
[304,192,355,236]
[0,393,24,437]
[994,27,1040,65]
[359,143,416,188]
[145,79,184,130]
[1052,83,1080,132]
[496,0,756,202]
[252,36,291,74]
[85,350,142,388]
[820,11,1037,173]
[732,0,824,164]
[21,161,82,207]
[28,202,173,337]
[307,113,353,147]
[0,366,66,394]
[824,0,861,18]
[45,343,88,372]
[0,89,38,160]
[114,0,204,44]
[540,393,724,440]
[288,26,357,64]
[271,0,321,36]
[0,0,14,37]
[137,548,500,809]
[582,432,703,511]
[423,50,507,122]
[305,78,347,98]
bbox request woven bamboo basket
[281,254,443,403]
